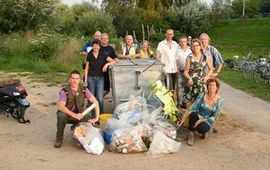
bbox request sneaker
[200,133,208,139]
[54,140,62,148]
[76,142,84,149]
[186,133,194,146]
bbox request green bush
[77,12,116,37]
[149,33,164,45]
[30,33,63,60]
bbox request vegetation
[0,0,269,101]
[209,18,270,101]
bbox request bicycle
[252,58,270,87]
[240,52,256,79]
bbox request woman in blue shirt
[179,78,223,146]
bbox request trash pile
[73,80,183,155]
[103,96,181,155]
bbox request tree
[174,2,211,36]
[211,0,232,23]
[0,0,58,33]
[232,0,261,18]
[260,0,270,14]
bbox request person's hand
[176,120,184,127]
[203,77,208,83]
[188,78,193,86]
[88,117,99,125]
[83,81,88,87]
[74,113,84,120]
[211,72,219,77]
[193,119,204,128]
[156,56,160,62]
[102,64,109,72]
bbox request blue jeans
[87,76,104,113]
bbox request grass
[0,18,269,102]
[0,33,84,85]
[208,18,270,102]
[219,67,270,101]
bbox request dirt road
[0,73,270,170]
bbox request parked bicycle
[252,58,270,87]
[241,52,256,78]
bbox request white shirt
[157,40,178,73]
[177,47,192,71]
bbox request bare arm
[87,95,100,124]
[156,51,161,61]
[215,64,223,76]
[205,57,214,81]
[58,101,83,120]
[184,57,193,85]
[102,57,116,72]
[84,62,89,85]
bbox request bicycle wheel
[241,64,249,78]
[253,69,267,84]
[268,78,270,88]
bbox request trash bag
[103,118,120,145]
[73,122,104,155]
[109,124,151,153]
[114,95,148,120]
[148,131,181,155]
[154,118,177,139]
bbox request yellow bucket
[99,113,113,128]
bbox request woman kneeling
[180,78,223,146]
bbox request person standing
[181,39,213,108]
[81,31,102,69]
[199,33,223,77]
[156,29,179,93]
[176,35,192,105]
[54,70,100,148]
[100,33,118,96]
[84,39,116,114]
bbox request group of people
[54,29,224,148]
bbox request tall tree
[211,0,232,22]
[0,0,58,33]
[232,0,261,18]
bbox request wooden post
[142,24,145,41]
[147,25,150,41]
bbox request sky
[61,0,213,7]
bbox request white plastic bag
[73,123,104,155]
[148,131,181,155]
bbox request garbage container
[110,59,163,106]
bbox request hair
[92,39,100,46]
[206,78,221,94]
[125,34,133,39]
[101,33,109,38]
[191,39,203,53]
[179,35,188,40]
[70,70,81,78]
[199,33,211,41]
[142,40,152,56]
[165,29,174,34]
